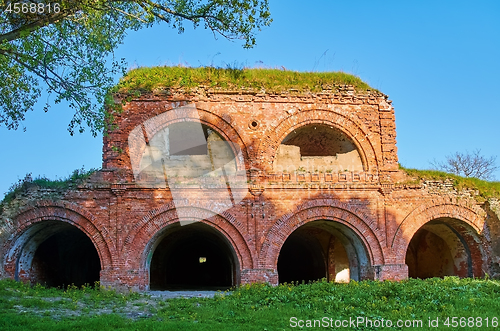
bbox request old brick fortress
[1,70,499,291]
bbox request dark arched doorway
[149,223,236,290]
[277,220,369,284]
[277,231,327,283]
[17,221,101,288]
[405,218,483,279]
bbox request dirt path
[148,290,220,299]
[4,288,226,321]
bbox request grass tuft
[0,167,97,206]
[113,66,377,95]
[400,165,500,199]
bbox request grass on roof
[400,166,500,200]
[0,168,97,207]
[113,66,376,95]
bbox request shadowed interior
[282,124,357,156]
[275,124,364,173]
[277,220,367,284]
[28,224,101,288]
[405,218,480,279]
[149,223,235,290]
[277,232,327,284]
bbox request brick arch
[123,201,254,272]
[391,198,486,264]
[128,104,249,175]
[3,201,113,277]
[259,199,384,270]
[258,109,379,172]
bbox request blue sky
[1,0,499,196]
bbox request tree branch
[0,11,71,43]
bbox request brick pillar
[100,268,149,292]
[372,264,408,281]
[240,269,278,285]
[378,99,398,172]
[327,237,336,282]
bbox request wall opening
[15,221,101,288]
[168,122,210,155]
[139,122,238,179]
[149,223,236,290]
[277,220,370,284]
[274,124,363,173]
[277,232,327,284]
[405,218,483,279]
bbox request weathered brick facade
[1,85,499,291]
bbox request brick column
[240,269,278,285]
[372,264,408,281]
[100,268,149,292]
[378,99,398,172]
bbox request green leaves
[0,1,271,135]
[0,52,41,130]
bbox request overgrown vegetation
[0,167,97,206]
[1,1,271,136]
[1,278,500,330]
[113,66,377,96]
[400,166,500,200]
[430,149,498,181]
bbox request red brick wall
[0,89,494,290]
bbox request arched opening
[274,124,363,173]
[405,217,482,279]
[277,220,369,284]
[149,223,237,290]
[136,121,247,205]
[15,221,101,288]
[139,122,238,180]
[278,231,327,284]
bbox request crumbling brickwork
[0,85,497,291]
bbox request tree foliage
[0,0,271,135]
[431,149,498,181]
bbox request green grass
[0,167,97,206]
[113,66,377,95]
[400,166,500,200]
[1,278,500,330]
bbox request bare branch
[431,149,498,180]
[141,0,220,22]
[107,6,147,23]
